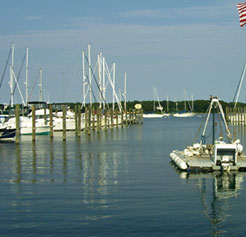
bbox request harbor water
[1,116,246,236]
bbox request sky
[0,0,246,104]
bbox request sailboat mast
[112,62,116,111]
[82,51,86,107]
[191,93,194,111]
[98,53,102,108]
[124,72,127,112]
[10,43,15,107]
[88,44,92,107]
[167,94,169,113]
[102,57,106,110]
[25,47,29,106]
[184,89,187,111]
[153,86,155,112]
[39,68,43,102]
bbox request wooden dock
[226,107,246,125]
[12,104,143,143]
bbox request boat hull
[0,128,16,142]
[143,113,169,118]
[173,112,195,117]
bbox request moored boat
[0,124,16,142]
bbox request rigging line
[85,55,109,109]
[64,62,80,101]
[28,70,40,102]
[8,54,26,105]
[13,54,26,94]
[83,57,98,104]
[0,48,11,89]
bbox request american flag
[237,2,246,27]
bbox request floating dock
[170,149,246,171]
[170,96,246,172]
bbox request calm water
[1,117,246,236]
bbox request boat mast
[10,43,15,107]
[112,62,116,111]
[82,51,86,108]
[167,94,169,113]
[102,57,106,110]
[39,68,43,102]
[184,89,187,112]
[191,93,194,111]
[98,53,102,108]
[25,47,29,106]
[88,44,92,107]
[124,72,127,112]
[153,86,155,112]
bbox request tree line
[0,99,242,114]
[126,100,241,113]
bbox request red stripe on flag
[237,3,246,27]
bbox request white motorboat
[6,115,50,135]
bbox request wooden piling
[78,104,81,137]
[85,107,88,133]
[97,106,100,132]
[49,104,54,138]
[88,107,91,135]
[104,109,108,130]
[121,110,124,128]
[75,104,78,136]
[116,109,118,128]
[92,106,95,130]
[244,107,246,126]
[241,107,244,125]
[125,110,128,127]
[141,109,143,124]
[44,107,47,124]
[15,104,20,144]
[111,108,114,129]
[62,105,66,141]
[32,105,36,142]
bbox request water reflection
[0,127,142,224]
[0,128,133,187]
[174,167,245,236]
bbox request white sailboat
[173,91,195,117]
[143,86,170,118]
[5,45,50,135]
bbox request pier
[13,103,143,143]
[226,107,246,125]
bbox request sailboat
[4,45,50,135]
[173,91,195,117]
[143,86,170,118]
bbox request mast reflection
[173,163,245,236]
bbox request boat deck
[170,150,246,171]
